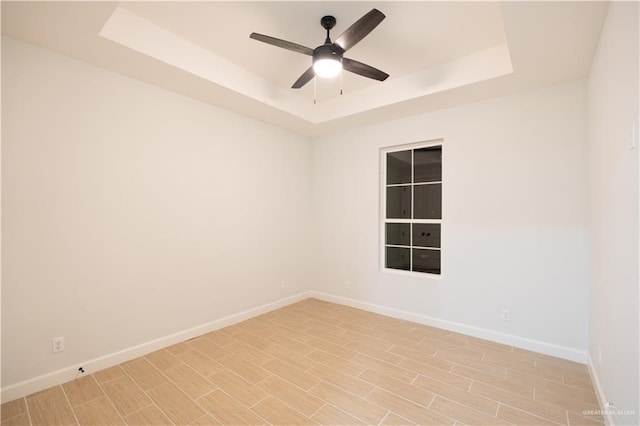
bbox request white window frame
[380,139,443,277]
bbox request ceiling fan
[249,9,389,89]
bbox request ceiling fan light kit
[250,8,389,97]
[313,56,342,78]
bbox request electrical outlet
[345,280,351,289]
[52,337,64,353]
[280,281,287,295]
[501,308,511,321]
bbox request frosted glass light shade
[313,58,342,78]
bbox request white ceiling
[2,1,608,136]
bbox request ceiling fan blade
[334,9,385,52]
[249,33,314,56]
[292,67,315,89]
[342,57,389,81]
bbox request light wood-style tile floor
[1,299,603,425]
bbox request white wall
[312,80,589,357]
[1,37,312,389]
[587,2,639,425]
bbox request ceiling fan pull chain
[340,69,343,95]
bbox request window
[382,141,442,275]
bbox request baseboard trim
[0,291,313,403]
[309,291,587,363]
[2,289,588,403]
[587,353,614,425]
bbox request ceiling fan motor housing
[313,44,344,64]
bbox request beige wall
[1,37,313,388]
[587,2,639,424]
[311,80,590,358]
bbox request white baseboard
[587,353,614,425]
[0,291,313,403]
[309,291,587,363]
[2,289,588,403]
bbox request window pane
[387,150,412,184]
[412,224,441,248]
[386,247,410,270]
[386,223,410,246]
[386,186,411,219]
[412,248,441,274]
[414,184,441,219]
[414,146,442,183]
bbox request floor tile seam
[163,358,221,391]
[201,331,240,347]
[163,356,218,391]
[262,358,321,387]
[346,347,404,366]
[144,351,185,372]
[89,377,129,426]
[1,400,31,425]
[190,390,233,426]
[424,393,460,426]
[426,387,500,418]
[438,356,508,379]
[0,412,22,424]
[345,329,395,351]
[503,364,582,385]
[368,385,457,425]
[120,361,177,425]
[559,373,593,389]
[203,365,267,401]
[247,393,270,410]
[466,377,473,392]
[259,369,320,397]
[378,410,418,425]
[24,387,61,401]
[376,366,473,395]
[180,345,226,374]
[307,380,390,423]
[453,362,520,385]
[58,382,81,425]
[249,390,316,423]
[265,336,315,356]
[305,335,359,356]
[528,377,601,398]
[64,380,106,410]
[528,378,600,403]
[531,391,601,412]
[451,364,539,394]
[363,382,436,412]
[216,356,272,384]
[203,387,273,425]
[539,362,589,375]
[426,393,436,409]
[232,345,278,365]
[93,370,127,386]
[495,401,568,425]
[173,384,220,426]
[353,354,420,382]
[466,381,585,424]
[430,393,503,421]
[0,399,24,418]
[377,410,391,425]
[305,402,328,420]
